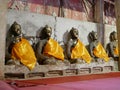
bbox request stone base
[4,59,116,79]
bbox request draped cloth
[93,43,109,62]
[43,38,64,60]
[11,38,36,70]
[114,47,119,56]
[71,40,91,63]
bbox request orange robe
[71,40,91,63]
[114,47,119,56]
[93,43,109,62]
[43,38,64,60]
[11,38,36,70]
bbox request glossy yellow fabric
[114,47,119,56]
[43,38,64,60]
[11,38,36,70]
[71,40,91,63]
[93,43,109,62]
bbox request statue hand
[68,53,71,59]
[44,55,50,59]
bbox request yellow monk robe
[11,38,36,70]
[71,40,91,64]
[93,42,109,62]
[43,38,64,60]
[114,47,119,56]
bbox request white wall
[7,10,56,38]
[56,17,98,45]
[7,10,116,46]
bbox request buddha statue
[66,27,92,64]
[89,31,109,62]
[36,25,66,65]
[6,21,37,70]
[106,31,119,59]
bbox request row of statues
[5,22,119,70]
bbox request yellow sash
[11,38,36,70]
[71,40,91,63]
[93,43,109,62]
[43,38,64,60]
[114,47,119,56]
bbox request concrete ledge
[4,60,115,79]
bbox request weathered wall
[7,10,98,46]
[7,10,56,38]
[7,0,116,25]
[104,0,116,25]
[7,0,94,22]
[115,0,120,70]
[0,0,7,79]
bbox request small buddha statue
[66,27,92,64]
[36,25,65,65]
[6,21,37,70]
[106,31,119,59]
[89,31,109,62]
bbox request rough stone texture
[0,0,7,79]
[4,60,115,79]
[115,0,120,70]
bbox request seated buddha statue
[106,31,119,59]
[6,21,37,70]
[36,25,66,65]
[66,27,92,64]
[89,31,109,62]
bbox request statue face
[93,32,98,40]
[13,24,21,36]
[110,32,117,41]
[71,29,78,39]
[45,27,52,37]
[113,32,117,40]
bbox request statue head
[110,31,117,41]
[10,21,22,37]
[89,31,98,41]
[70,27,79,39]
[41,25,52,39]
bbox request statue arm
[109,44,115,57]
[67,40,72,59]
[8,42,14,54]
[89,43,95,58]
[109,43,118,57]
[36,41,49,60]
